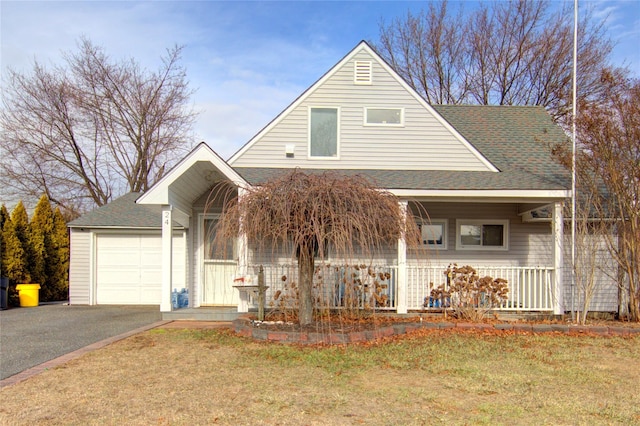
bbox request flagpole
[571,0,578,322]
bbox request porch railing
[247,264,554,313]
[406,265,555,312]
[253,263,398,311]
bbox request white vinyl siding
[230,49,492,171]
[407,203,550,266]
[563,233,619,313]
[69,229,91,304]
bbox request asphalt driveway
[0,304,161,380]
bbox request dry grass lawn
[1,327,639,425]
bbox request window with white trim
[456,219,508,250]
[418,219,447,249]
[365,108,403,126]
[309,107,339,158]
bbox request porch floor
[162,307,246,321]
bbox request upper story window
[418,219,447,249]
[309,107,339,158]
[365,108,403,126]
[456,219,509,251]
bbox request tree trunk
[617,234,629,319]
[298,248,315,326]
[629,280,639,322]
[630,299,639,322]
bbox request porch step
[162,307,244,322]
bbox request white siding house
[68,41,616,318]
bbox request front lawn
[1,327,638,425]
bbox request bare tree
[378,1,469,104]
[0,37,197,217]
[570,193,616,325]
[213,170,423,325]
[375,0,612,124]
[554,69,640,322]
[577,71,640,322]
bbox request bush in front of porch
[428,264,509,321]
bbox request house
[67,41,620,319]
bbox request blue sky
[2,1,639,160]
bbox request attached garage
[68,193,188,306]
[95,234,185,305]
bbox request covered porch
[138,145,569,319]
[245,263,556,314]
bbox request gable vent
[354,61,372,85]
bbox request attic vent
[354,61,372,85]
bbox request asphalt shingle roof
[68,192,181,228]
[234,105,571,191]
[71,106,571,228]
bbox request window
[309,107,339,158]
[418,219,447,249]
[203,217,234,261]
[365,108,403,126]
[456,220,508,250]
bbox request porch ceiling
[167,160,230,207]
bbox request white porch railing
[407,265,555,312]
[254,263,398,311]
[248,264,555,313]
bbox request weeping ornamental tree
[214,170,422,325]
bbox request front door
[201,216,238,306]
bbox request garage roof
[68,192,184,229]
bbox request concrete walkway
[0,304,162,383]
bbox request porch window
[456,219,508,250]
[203,217,234,261]
[309,107,339,158]
[365,108,403,126]
[418,219,447,249]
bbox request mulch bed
[232,313,640,345]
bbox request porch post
[397,201,408,314]
[237,187,248,278]
[161,205,173,312]
[552,201,564,315]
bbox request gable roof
[233,105,570,194]
[68,192,181,229]
[137,142,247,207]
[228,40,498,173]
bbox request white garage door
[96,234,184,305]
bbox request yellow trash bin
[16,284,41,307]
